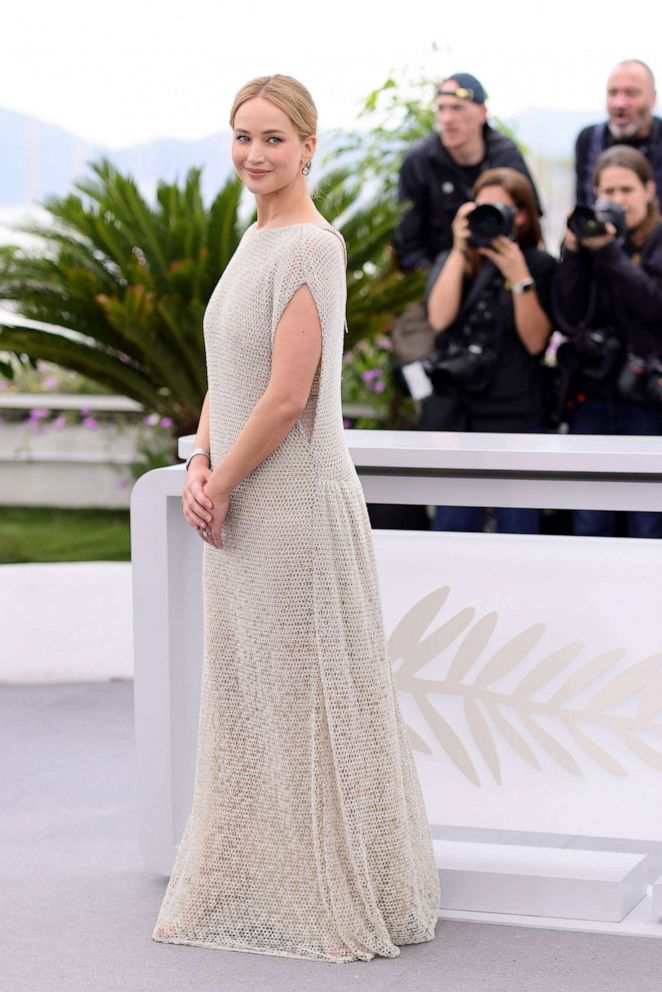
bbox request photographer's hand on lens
[452,201,476,254]
[577,221,618,252]
[563,210,579,253]
[478,235,531,284]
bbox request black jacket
[554,222,662,391]
[574,117,662,205]
[392,126,542,273]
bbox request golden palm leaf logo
[389,586,662,786]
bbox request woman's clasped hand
[181,461,228,549]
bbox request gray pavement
[3,680,662,992]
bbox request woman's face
[231,96,315,196]
[595,164,655,230]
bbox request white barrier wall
[375,531,662,842]
[131,457,662,874]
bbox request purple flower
[80,404,91,417]
[160,416,173,429]
[372,380,385,394]
[52,414,67,428]
[144,412,159,427]
[82,416,98,430]
[43,376,58,390]
[28,407,50,421]
[343,418,352,428]
[360,368,381,383]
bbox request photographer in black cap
[392,73,542,273]
[555,144,662,538]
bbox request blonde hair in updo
[229,75,318,140]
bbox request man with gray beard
[575,59,662,204]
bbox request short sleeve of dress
[271,225,347,346]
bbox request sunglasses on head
[436,86,475,102]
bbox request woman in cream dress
[152,74,440,963]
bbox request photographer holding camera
[555,145,662,538]
[393,73,542,273]
[419,167,556,533]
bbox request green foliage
[0,356,108,395]
[127,415,178,481]
[311,166,426,348]
[0,157,424,422]
[341,335,417,430]
[329,70,438,195]
[0,160,248,435]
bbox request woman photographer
[424,166,556,533]
[555,145,662,538]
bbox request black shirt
[419,247,557,432]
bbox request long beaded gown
[152,220,440,962]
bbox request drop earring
[302,161,311,176]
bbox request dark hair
[594,143,654,187]
[473,167,543,248]
[593,144,660,244]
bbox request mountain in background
[0,106,235,207]
[0,104,605,210]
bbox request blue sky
[2,0,661,147]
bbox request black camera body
[428,297,500,393]
[567,199,627,242]
[393,260,504,400]
[467,202,517,248]
[395,292,501,399]
[618,353,662,407]
[556,328,623,381]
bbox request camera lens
[467,203,516,246]
[568,205,605,238]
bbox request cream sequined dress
[152,220,440,963]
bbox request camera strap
[460,258,501,316]
[437,258,501,346]
[551,264,600,338]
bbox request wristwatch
[512,277,536,294]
